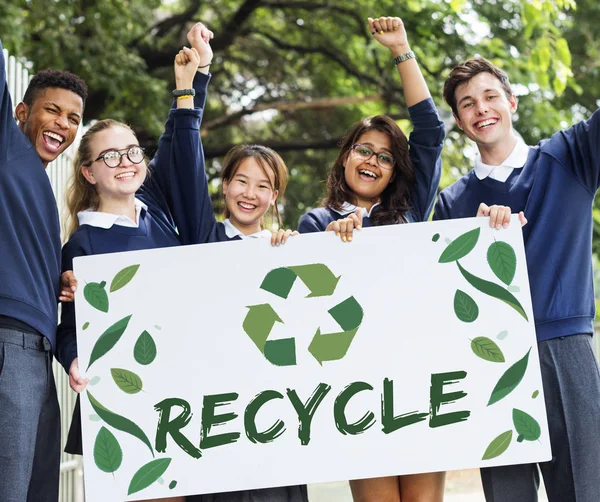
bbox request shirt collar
[223,219,272,240]
[77,198,148,229]
[474,137,530,181]
[331,201,381,218]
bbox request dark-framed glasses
[351,143,395,170]
[95,146,145,168]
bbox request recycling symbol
[242,264,364,366]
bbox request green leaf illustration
[432,233,440,242]
[110,368,144,394]
[127,458,172,495]
[86,315,132,370]
[89,376,101,386]
[488,348,531,406]
[532,390,539,399]
[497,330,508,340]
[87,391,154,456]
[84,281,109,313]
[513,408,541,442]
[134,331,157,365]
[82,322,90,330]
[454,290,479,322]
[94,426,123,473]
[457,262,528,321]
[439,228,480,263]
[482,430,513,460]
[89,414,101,422]
[487,241,517,285]
[110,264,140,293]
[471,337,505,363]
[169,480,177,489]
[508,285,520,293]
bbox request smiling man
[434,56,600,502]
[0,40,87,501]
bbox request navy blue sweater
[298,97,444,232]
[56,74,209,372]
[434,110,600,342]
[0,40,62,342]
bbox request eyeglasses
[94,146,145,168]
[351,143,395,170]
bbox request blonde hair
[221,144,289,228]
[64,119,138,238]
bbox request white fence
[3,47,84,502]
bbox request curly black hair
[23,69,88,107]
[322,115,416,226]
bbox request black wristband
[198,61,212,68]
[172,88,196,98]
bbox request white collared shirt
[223,218,272,240]
[331,201,381,218]
[77,198,148,229]
[474,138,530,182]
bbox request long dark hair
[322,115,415,226]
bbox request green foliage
[4,0,595,236]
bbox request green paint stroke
[169,480,177,489]
[287,383,331,446]
[243,304,283,352]
[457,262,528,321]
[488,348,531,406]
[438,227,480,263]
[487,241,517,286]
[264,338,296,366]
[134,330,157,365]
[471,337,505,363]
[532,390,539,399]
[87,391,154,456]
[432,233,440,242]
[261,264,341,299]
[93,426,122,474]
[260,267,297,299]
[82,322,90,331]
[334,382,376,435]
[127,458,171,496]
[308,296,364,365]
[454,289,479,323]
[513,408,541,442]
[86,315,132,370]
[110,264,140,293]
[84,281,109,313]
[110,368,144,394]
[482,430,513,460]
[244,390,286,444]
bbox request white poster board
[74,217,550,501]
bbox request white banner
[74,216,550,501]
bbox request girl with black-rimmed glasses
[298,16,444,247]
[298,15,446,502]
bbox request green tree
[0,0,585,229]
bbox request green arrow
[308,327,359,365]
[264,338,297,366]
[288,264,341,297]
[328,296,363,330]
[309,296,364,364]
[242,304,283,351]
[260,267,297,299]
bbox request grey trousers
[481,334,600,502]
[0,328,60,502]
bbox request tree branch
[204,137,343,159]
[202,95,382,133]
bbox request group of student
[1,12,599,502]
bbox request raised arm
[142,23,218,244]
[0,40,23,165]
[370,17,444,221]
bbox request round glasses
[351,143,395,170]
[94,146,145,168]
